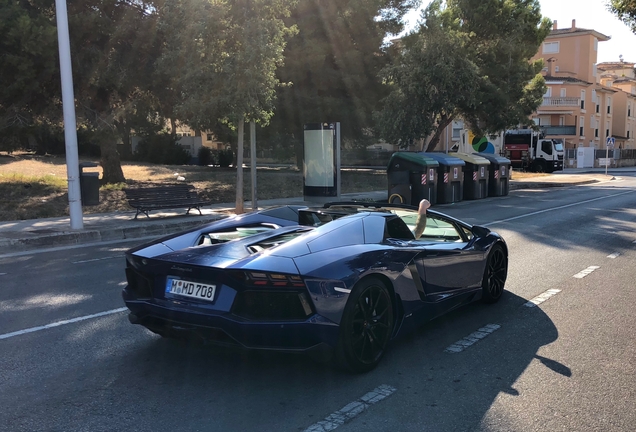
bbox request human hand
[418,199,431,215]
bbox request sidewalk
[0,171,625,254]
[0,191,386,254]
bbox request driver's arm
[413,199,430,240]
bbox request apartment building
[598,61,636,148]
[530,20,616,150]
[531,20,636,150]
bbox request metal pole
[55,0,83,229]
[250,120,257,210]
[445,126,448,154]
[235,117,245,214]
[605,138,609,175]
[336,123,341,198]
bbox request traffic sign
[606,137,615,148]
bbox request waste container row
[387,152,511,206]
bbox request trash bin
[422,153,465,204]
[79,162,100,206]
[449,152,490,200]
[387,152,439,205]
[476,153,511,196]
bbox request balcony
[540,125,577,136]
[541,97,581,107]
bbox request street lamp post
[55,0,83,229]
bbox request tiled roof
[547,27,610,41]
[595,84,618,93]
[544,75,592,85]
[598,62,635,69]
[613,77,636,84]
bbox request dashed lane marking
[72,256,122,264]
[303,385,396,432]
[607,252,620,259]
[523,289,562,308]
[0,273,6,276]
[573,266,600,279]
[0,308,128,341]
[444,324,500,353]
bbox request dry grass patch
[509,169,551,180]
[0,154,387,221]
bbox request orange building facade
[531,20,635,150]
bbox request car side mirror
[472,225,491,238]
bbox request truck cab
[533,138,564,173]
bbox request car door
[411,215,485,302]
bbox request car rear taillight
[244,271,305,288]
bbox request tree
[376,0,551,151]
[221,0,298,213]
[609,0,636,32]
[262,0,418,164]
[1,0,163,182]
[65,0,163,183]
[157,0,297,212]
[0,0,62,151]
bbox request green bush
[133,133,190,165]
[216,149,234,167]
[198,146,214,166]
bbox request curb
[509,179,599,190]
[0,214,226,253]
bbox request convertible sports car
[122,202,508,372]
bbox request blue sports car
[122,202,508,372]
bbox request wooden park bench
[124,184,211,220]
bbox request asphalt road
[1,175,635,432]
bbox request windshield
[554,142,564,152]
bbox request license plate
[166,277,217,302]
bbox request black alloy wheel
[335,277,394,373]
[482,244,508,303]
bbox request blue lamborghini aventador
[122,202,508,372]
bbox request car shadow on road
[110,290,563,431]
[378,290,567,431]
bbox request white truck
[503,129,564,173]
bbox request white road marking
[72,255,122,264]
[0,273,6,276]
[444,324,500,353]
[633,240,636,244]
[0,308,128,341]
[523,289,562,308]
[484,190,636,227]
[573,266,600,279]
[607,252,620,259]
[303,385,396,432]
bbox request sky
[404,0,636,64]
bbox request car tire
[481,244,508,304]
[335,277,394,373]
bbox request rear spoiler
[319,201,445,218]
[323,201,417,211]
